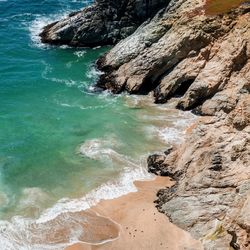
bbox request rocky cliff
[40,0,167,47]
[148,94,250,249]
[41,0,250,249]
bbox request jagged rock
[97,0,250,114]
[147,154,168,176]
[177,17,249,111]
[151,96,250,249]
[40,0,167,47]
[94,10,250,248]
[154,50,208,103]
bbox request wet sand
[66,176,203,250]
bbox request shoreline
[66,176,203,250]
[9,0,249,249]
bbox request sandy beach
[66,176,203,250]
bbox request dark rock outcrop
[40,0,168,47]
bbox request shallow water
[0,0,195,248]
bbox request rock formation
[41,0,250,249]
[97,1,250,248]
[149,94,250,249]
[97,0,250,109]
[40,0,167,47]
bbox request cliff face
[41,0,250,249]
[149,94,250,249]
[97,0,250,111]
[40,0,168,47]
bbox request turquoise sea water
[0,0,194,248]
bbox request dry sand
[66,176,203,250]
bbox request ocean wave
[79,138,131,163]
[58,101,111,110]
[0,164,152,250]
[40,60,102,93]
[38,166,152,224]
[144,110,196,144]
[8,13,33,19]
[0,106,196,249]
[85,66,103,80]
[74,50,86,58]
[0,133,153,249]
[41,60,81,87]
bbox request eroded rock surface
[40,0,167,47]
[150,93,250,249]
[97,0,250,111]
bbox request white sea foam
[29,12,70,48]
[86,66,103,79]
[59,45,71,49]
[40,59,102,92]
[58,102,110,110]
[0,161,152,250]
[38,166,152,224]
[79,138,120,160]
[78,138,139,168]
[60,103,72,107]
[0,110,196,249]
[41,60,80,87]
[144,110,196,144]
[158,127,185,144]
[0,133,153,250]
[74,50,86,58]
[173,113,196,128]
[28,0,93,49]
[152,118,195,144]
